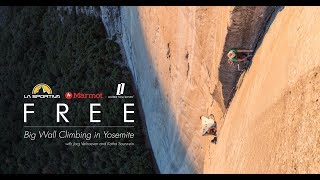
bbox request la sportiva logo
[33,83,52,94]
[24,83,60,99]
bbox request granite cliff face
[205,6,320,173]
[98,6,285,173]
[117,7,232,173]
[100,6,122,39]
[68,6,320,173]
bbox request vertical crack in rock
[186,63,190,78]
[218,6,284,108]
[166,42,171,59]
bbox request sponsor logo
[65,92,73,99]
[116,83,125,95]
[24,83,60,99]
[108,83,134,99]
[32,83,52,94]
[23,84,135,123]
[65,92,103,99]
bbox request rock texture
[97,6,320,174]
[205,6,320,173]
[98,6,286,173]
[219,6,282,107]
[112,6,233,173]
[100,6,121,39]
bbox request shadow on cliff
[121,7,197,173]
[219,6,284,108]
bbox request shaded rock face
[100,6,121,39]
[219,6,283,107]
[105,7,232,173]
[117,7,193,173]
[57,6,100,17]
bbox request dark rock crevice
[218,6,284,108]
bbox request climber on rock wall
[227,48,253,65]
